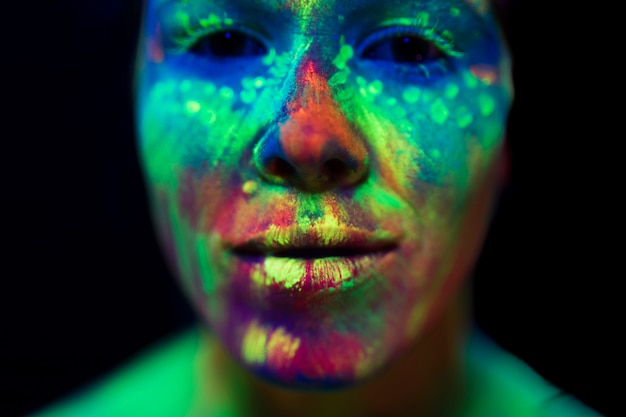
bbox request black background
[4,1,615,416]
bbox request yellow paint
[242,320,268,365]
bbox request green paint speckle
[185,100,201,113]
[253,76,266,88]
[431,149,441,159]
[332,44,354,70]
[240,89,257,104]
[430,98,450,124]
[203,83,216,95]
[479,94,495,116]
[450,7,460,17]
[179,80,191,93]
[416,12,429,26]
[456,106,474,128]
[219,86,234,100]
[402,86,421,104]
[444,83,459,99]
[328,69,350,86]
[385,97,397,106]
[368,80,383,95]
[393,106,407,118]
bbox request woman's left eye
[360,33,446,64]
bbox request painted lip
[228,226,400,293]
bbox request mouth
[228,227,400,292]
[232,243,397,259]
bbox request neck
[200,290,470,417]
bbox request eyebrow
[155,0,490,19]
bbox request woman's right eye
[188,30,268,59]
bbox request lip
[227,225,400,293]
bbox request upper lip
[228,225,400,259]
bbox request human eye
[357,24,462,81]
[180,28,268,60]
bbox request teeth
[261,257,307,290]
[251,255,377,290]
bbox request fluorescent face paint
[136,0,512,387]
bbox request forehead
[156,0,491,17]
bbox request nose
[253,58,369,192]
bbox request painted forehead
[157,0,491,16]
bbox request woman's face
[135,0,512,387]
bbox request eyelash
[355,24,463,81]
[171,24,269,57]
[164,20,462,83]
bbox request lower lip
[237,251,394,293]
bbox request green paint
[402,86,421,104]
[332,44,354,70]
[385,97,397,107]
[456,106,474,128]
[240,89,257,104]
[196,237,215,292]
[185,100,201,113]
[479,94,495,116]
[179,79,191,93]
[368,80,383,96]
[444,84,459,99]
[328,69,350,86]
[430,98,450,124]
[253,76,266,88]
[219,86,234,100]
[416,11,430,26]
[203,83,216,95]
[450,7,461,17]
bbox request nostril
[322,158,350,180]
[268,158,296,178]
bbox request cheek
[346,69,507,204]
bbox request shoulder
[461,329,604,417]
[28,328,203,417]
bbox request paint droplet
[479,94,495,116]
[368,80,383,95]
[241,77,254,89]
[242,180,258,195]
[393,106,407,118]
[450,7,460,17]
[456,106,473,128]
[402,86,421,104]
[179,79,192,93]
[203,83,216,95]
[431,149,441,159]
[430,98,449,124]
[328,69,349,86]
[332,44,354,69]
[185,100,201,113]
[219,86,234,100]
[253,76,266,88]
[240,89,257,104]
[385,97,397,106]
[444,83,459,99]
[356,76,367,87]
[416,12,429,25]
[463,71,478,89]
[205,110,217,124]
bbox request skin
[135,0,512,407]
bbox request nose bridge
[252,40,369,192]
[280,52,351,167]
[285,41,335,114]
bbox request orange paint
[279,58,367,175]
